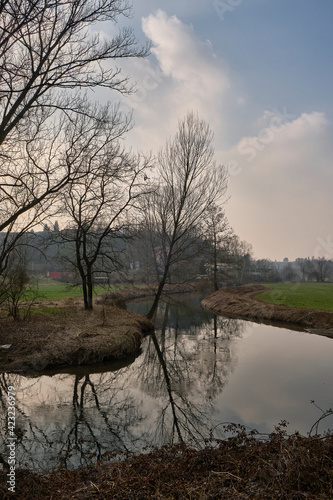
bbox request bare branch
[141,112,229,319]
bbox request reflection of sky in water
[1,294,333,471]
[216,324,333,434]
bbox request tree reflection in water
[0,369,147,470]
[0,294,244,470]
[136,296,244,446]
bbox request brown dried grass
[202,284,333,337]
[0,299,154,373]
[1,424,332,499]
[0,282,205,374]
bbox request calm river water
[1,293,333,471]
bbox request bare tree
[202,204,230,291]
[224,234,253,284]
[0,238,40,318]
[0,0,149,272]
[0,0,149,148]
[281,262,298,282]
[0,107,82,273]
[57,106,150,310]
[143,112,229,319]
[296,258,308,281]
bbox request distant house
[47,272,62,279]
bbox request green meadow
[32,278,121,301]
[257,282,333,311]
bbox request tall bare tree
[144,112,229,319]
[58,105,150,310]
[0,0,149,272]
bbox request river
[1,293,332,471]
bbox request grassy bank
[202,284,333,335]
[29,279,204,303]
[0,282,205,373]
[0,297,154,373]
[1,425,332,499]
[257,282,333,311]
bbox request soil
[202,284,333,338]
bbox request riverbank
[1,426,332,499]
[101,281,209,302]
[0,299,154,374]
[0,283,206,374]
[202,284,333,337]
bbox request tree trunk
[213,233,219,291]
[147,246,175,319]
[146,271,168,319]
[81,277,89,310]
[86,268,94,311]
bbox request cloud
[142,10,229,99]
[223,111,333,260]
[118,10,230,150]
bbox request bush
[1,265,39,320]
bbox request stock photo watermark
[120,65,163,115]
[6,386,16,493]
[314,236,333,259]
[227,107,297,177]
[213,0,244,21]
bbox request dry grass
[0,283,205,374]
[202,284,333,337]
[1,424,332,499]
[0,297,154,373]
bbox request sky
[101,0,333,262]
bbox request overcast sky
[102,1,333,262]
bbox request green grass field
[257,282,333,311]
[32,278,121,301]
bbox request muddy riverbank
[202,284,333,338]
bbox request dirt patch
[202,284,333,337]
[1,426,332,499]
[0,299,154,374]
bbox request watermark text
[6,386,16,493]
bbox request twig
[211,470,242,481]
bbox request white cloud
[142,10,229,98]
[118,10,230,150]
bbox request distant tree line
[238,257,333,284]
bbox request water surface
[1,293,332,471]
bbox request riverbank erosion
[0,298,154,374]
[202,284,333,337]
[1,427,332,499]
